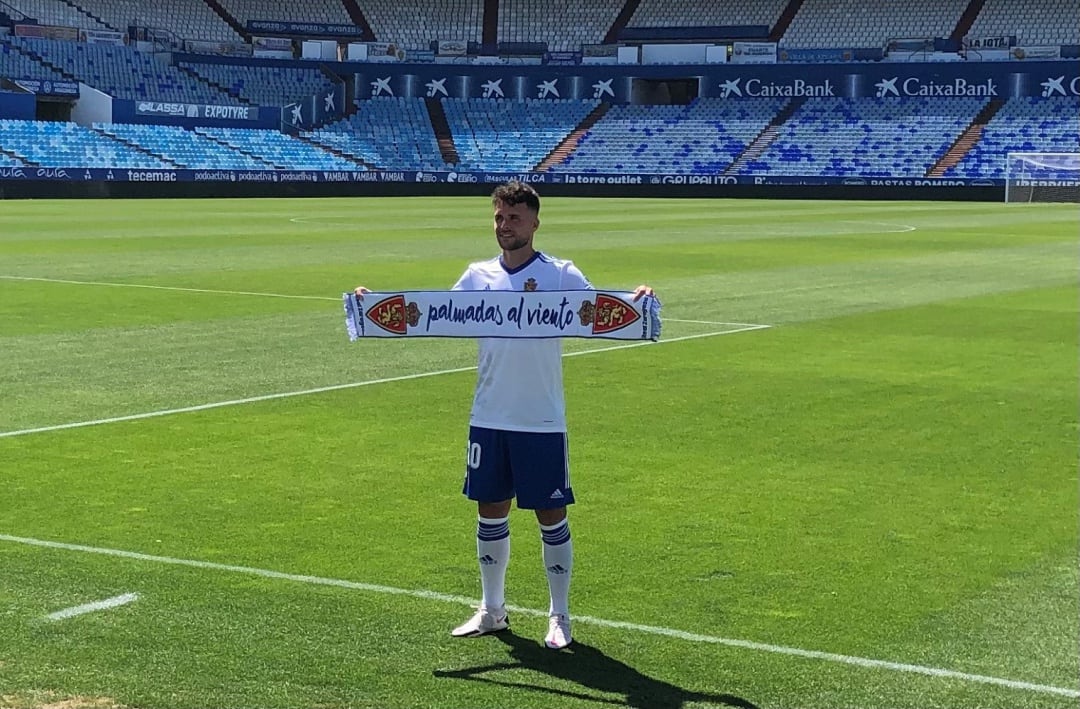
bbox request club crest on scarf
[366,295,422,334]
[577,294,641,335]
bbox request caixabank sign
[346,60,1078,102]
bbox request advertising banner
[437,39,468,56]
[281,81,345,131]
[9,78,80,96]
[1012,46,1062,60]
[0,168,1009,188]
[965,35,1016,49]
[135,101,260,121]
[14,23,78,40]
[79,29,125,45]
[253,36,293,59]
[185,40,252,56]
[582,44,618,58]
[731,42,777,64]
[342,60,1076,101]
[544,51,582,65]
[367,42,406,61]
[247,20,364,37]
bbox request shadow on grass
[433,630,760,709]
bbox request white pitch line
[0,275,761,328]
[0,275,333,301]
[0,324,769,440]
[3,534,1075,699]
[666,318,766,327]
[0,366,475,440]
[45,592,139,621]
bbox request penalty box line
[0,533,1076,700]
[0,323,770,440]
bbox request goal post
[1004,152,1080,203]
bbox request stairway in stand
[723,97,805,176]
[950,0,988,41]
[425,98,460,165]
[603,0,642,44]
[481,0,498,46]
[199,0,251,41]
[338,0,376,40]
[769,0,805,41]
[926,98,1004,177]
[534,103,611,172]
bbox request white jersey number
[466,441,482,470]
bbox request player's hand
[353,286,371,299]
[632,284,654,301]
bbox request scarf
[344,290,661,341]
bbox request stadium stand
[2,0,111,31]
[738,97,984,178]
[305,97,446,171]
[358,0,483,46]
[0,39,69,81]
[965,0,1080,47]
[0,0,1075,186]
[3,36,239,104]
[947,97,1080,178]
[628,0,787,30]
[554,98,786,174]
[70,0,241,42]
[192,126,362,169]
[443,98,599,171]
[780,0,969,48]
[497,0,625,52]
[217,0,355,27]
[94,122,273,169]
[178,61,337,106]
[0,119,171,167]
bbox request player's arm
[353,263,475,297]
[566,262,652,300]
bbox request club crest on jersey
[366,295,421,334]
[524,278,538,291]
[577,294,640,334]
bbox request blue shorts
[463,426,575,509]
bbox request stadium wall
[0,91,36,119]
[0,175,1000,201]
[336,59,1076,101]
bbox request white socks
[476,516,573,616]
[540,519,573,616]
[476,516,510,610]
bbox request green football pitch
[0,197,1076,709]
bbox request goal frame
[1004,152,1080,203]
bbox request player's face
[493,200,538,253]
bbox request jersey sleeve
[561,261,593,290]
[452,267,473,291]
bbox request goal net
[1004,152,1080,203]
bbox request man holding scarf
[352,181,655,649]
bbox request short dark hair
[491,180,540,213]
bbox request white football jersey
[452,251,592,432]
